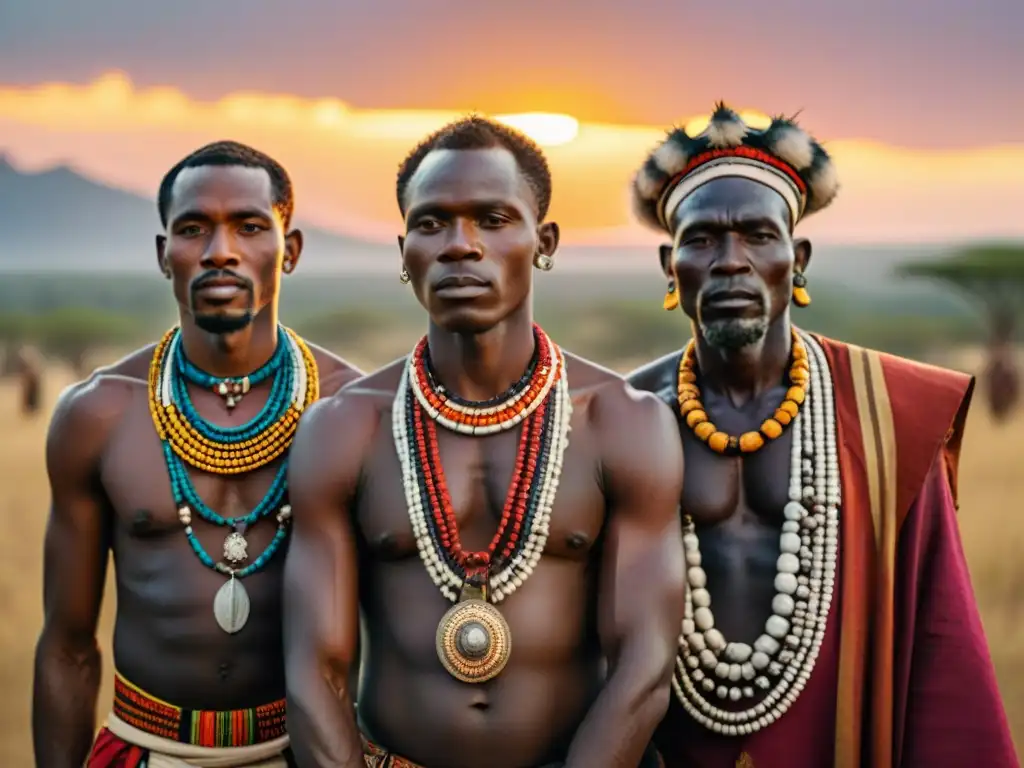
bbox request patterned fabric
[360,736,664,767]
[113,672,287,748]
[86,726,149,768]
[361,736,423,768]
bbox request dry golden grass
[0,354,1022,764]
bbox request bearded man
[626,105,1018,767]
[33,141,362,768]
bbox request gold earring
[399,267,411,284]
[533,253,553,271]
[792,272,811,307]
[663,280,679,311]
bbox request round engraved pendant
[435,598,511,683]
[223,531,248,564]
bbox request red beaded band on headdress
[677,147,808,195]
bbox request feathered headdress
[631,103,839,234]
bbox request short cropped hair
[396,115,552,221]
[157,140,294,228]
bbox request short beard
[700,316,769,351]
[193,310,255,336]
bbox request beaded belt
[113,672,287,747]
[361,736,423,768]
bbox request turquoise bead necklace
[159,326,299,633]
[176,325,288,410]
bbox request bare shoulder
[291,357,406,466]
[562,354,683,522]
[562,351,678,446]
[623,349,683,397]
[317,356,405,420]
[303,339,365,397]
[47,344,154,466]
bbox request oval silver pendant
[213,577,250,634]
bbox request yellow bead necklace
[677,331,809,455]
[148,326,319,475]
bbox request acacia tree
[898,243,1024,422]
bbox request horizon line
[3,71,1023,153]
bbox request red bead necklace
[408,324,557,435]
[413,393,548,580]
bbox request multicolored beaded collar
[393,324,572,682]
[148,326,319,633]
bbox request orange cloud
[1,72,1022,245]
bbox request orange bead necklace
[677,331,809,455]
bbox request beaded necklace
[393,324,572,682]
[177,334,284,409]
[678,330,809,455]
[671,329,840,735]
[148,326,319,634]
[149,327,318,474]
[407,326,559,436]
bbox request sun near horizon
[494,113,580,146]
[0,71,1022,246]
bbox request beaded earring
[792,273,811,307]
[663,280,679,311]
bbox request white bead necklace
[407,341,560,436]
[158,330,307,411]
[671,330,841,735]
[392,343,573,604]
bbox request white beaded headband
[659,157,807,237]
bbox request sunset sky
[0,0,1021,246]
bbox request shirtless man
[627,105,1016,766]
[32,140,362,768]
[282,116,685,768]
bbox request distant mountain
[0,155,393,273]
[0,156,966,293]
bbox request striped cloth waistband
[113,671,287,748]
[362,736,423,768]
[361,735,664,767]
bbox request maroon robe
[654,335,1018,767]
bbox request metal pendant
[215,377,250,409]
[435,590,511,683]
[213,576,251,634]
[223,531,248,564]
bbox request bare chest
[677,415,799,644]
[357,411,605,565]
[100,404,287,578]
[681,428,793,527]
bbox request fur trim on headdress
[705,103,748,149]
[631,103,840,234]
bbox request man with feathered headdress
[626,104,1017,767]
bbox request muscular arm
[283,392,377,768]
[32,380,120,767]
[565,387,685,768]
[897,451,1017,766]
